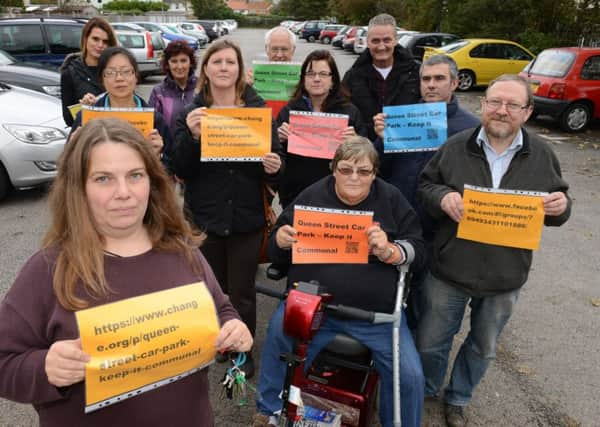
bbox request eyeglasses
[484,98,529,113]
[269,47,290,54]
[336,166,374,177]
[305,71,333,79]
[103,68,135,79]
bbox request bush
[104,1,167,13]
[235,14,292,28]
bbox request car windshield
[529,50,575,77]
[439,40,469,53]
[398,35,412,47]
[0,49,17,65]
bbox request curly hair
[161,40,197,78]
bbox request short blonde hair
[331,136,379,174]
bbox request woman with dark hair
[60,17,117,126]
[276,49,368,208]
[70,47,171,166]
[148,40,198,139]
[172,39,283,378]
[0,118,252,426]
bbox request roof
[227,0,271,13]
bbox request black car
[0,49,60,97]
[189,20,220,42]
[398,32,460,60]
[300,20,330,43]
[0,17,86,68]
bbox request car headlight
[3,124,67,144]
[42,85,61,97]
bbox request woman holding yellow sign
[173,39,283,378]
[0,118,252,426]
[276,49,368,209]
[70,47,172,170]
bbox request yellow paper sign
[75,282,219,413]
[68,103,82,120]
[457,185,546,250]
[82,106,155,137]
[201,108,272,161]
[292,205,373,264]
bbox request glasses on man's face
[483,98,529,113]
[305,71,333,79]
[269,47,290,54]
[103,68,135,79]
[336,166,374,177]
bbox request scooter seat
[323,333,370,359]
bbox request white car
[353,26,369,54]
[0,82,67,201]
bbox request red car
[342,26,360,51]
[319,24,345,44]
[520,47,600,132]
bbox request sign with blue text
[383,103,447,153]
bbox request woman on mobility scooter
[254,137,425,427]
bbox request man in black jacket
[342,13,420,141]
[416,75,571,427]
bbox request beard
[485,116,516,140]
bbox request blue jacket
[375,95,479,238]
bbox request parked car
[0,17,85,68]
[0,82,67,201]
[300,20,330,42]
[115,30,163,79]
[424,38,535,91]
[132,22,199,50]
[290,21,306,35]
[331,25,351,48]
[520,47,600,132]
[176,22,209,47]
[398,32,460,60]
[189,20,220,42]
[163,24,206,47]
[224,19,237,31]
[342,26,360,51]
[353,26,369,54]
[319,24,345,44]
[0,49,60,97]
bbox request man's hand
[275,225,297,249]
[543,191,568,216]
[45,338,90,387]
[373,113,385,139]
[441,191,464,223]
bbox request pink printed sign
[288,111,349,159]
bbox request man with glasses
[416,75,571,427]
[342,13,420,141]
[246,26,296,85]
[373,54,479,330]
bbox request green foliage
[103,0,168,12]
[190,0,236,19]
[273,0,328,19]
[236,14,292,29]
[328,0,402,25]
[0,0,23,7]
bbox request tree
[191,0,235,19]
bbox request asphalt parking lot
[0,28,598,427]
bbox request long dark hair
[80,17,117,61]
[291,50,349,111]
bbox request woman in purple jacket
[148,40,198,140]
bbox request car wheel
[0,163,11,202]
[457,70,475,91]
[308,35,316,42]
[559,102,591,132]
[322,36,331,44]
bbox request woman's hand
[276,225,297,249]
[263,152,282,174]
[147,129,164,156]
[186,107,207,140]
[245,69,254,86]
[216,319,253,353]
[373,113,385,139]
[367,223,390,259]
[341,126,357,140]
[79,93,97,106]
[277,122,290,142]
[45,338,90,388]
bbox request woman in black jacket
[276,49,368,208]
[60,17,117,126]
[172,40,283,377]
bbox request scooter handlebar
[325,304,375,323]
[256,283,287,300]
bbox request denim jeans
[416,273,519,406]
[256,302,424,427]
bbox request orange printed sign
[201,108,272,161]
[76,283,219,413]
[292,205,373,264]
[288,111,349,159]
[457,185,546,250]
[81,106,154,137]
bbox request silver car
[115,30,164,78]
[0,82,67,201]
[176,22,209,47]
